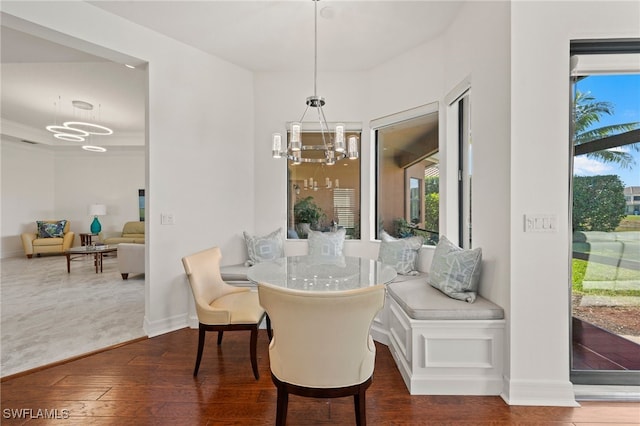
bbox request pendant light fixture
[46,98,112,152]
[271,0,358,165]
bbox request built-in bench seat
[220,255,506,396]
[220,263,254,288]
[384,273,505,396]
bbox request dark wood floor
[2,328,639,425]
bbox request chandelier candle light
[272,0,358,165]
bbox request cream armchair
[21,220,75,258]
[182,246,271,379]
[258,283,385,426]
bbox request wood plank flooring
[2,328,639,425]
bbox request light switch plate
[161,213,175,225]
[524,214,557,233]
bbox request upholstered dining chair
[258,283,386,426]
[182,246,270,379]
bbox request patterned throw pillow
[308,229,346,256]
[428,235,482,303]
[37,220,67,238]
[377,231,423,275]
[243,228,284,266]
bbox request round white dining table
[247,255,397,292]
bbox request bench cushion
[220,263,251,282]
[388,274,504,320]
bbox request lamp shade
[88,204,107,216]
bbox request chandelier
[46,98,112,152]
[271,0,358,165]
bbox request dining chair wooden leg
[217,330,223,345]
[193,325,206,376]
[355,388,367,426]
[250,326,259,380]
[266,315,273,341]
[275,386,288,426]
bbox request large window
[374,105,439,245]
[287,131,361,239]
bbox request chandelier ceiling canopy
[271,0,358,165]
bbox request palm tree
[573,90,640,169]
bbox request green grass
[616,215,640,231]
[572,258,640,297]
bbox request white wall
[1,139,55,257]
[54,148,145,235]
[1,1,256,337]
[508,0,640,406]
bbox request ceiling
[1,1,460,148]
[88,1,463,72]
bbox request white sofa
[117,243,145,280]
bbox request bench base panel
[387,296,505,395]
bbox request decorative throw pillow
[243,228,284,266]
[308,228,346,256]
[377,230,423,275]
[428,235,482,303]
[37,220,67,238]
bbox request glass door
[570,44,640,385]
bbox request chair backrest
[258,283,385,388]
[181,247,243,324]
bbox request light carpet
[1,253,145,377]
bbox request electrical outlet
[524,214,557,233]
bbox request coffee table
[66,245,118,273]
[247,255,397,292]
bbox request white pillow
[243,228,284,266]
[307,229,346,256]
[377,230,423,275]
[428,235,482,303]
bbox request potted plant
[294,196,324,237]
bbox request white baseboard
[144,313,189,337]
[502,378,579,406]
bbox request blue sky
[574,74,640,187]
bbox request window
[373,104,439,244]
[287,131,361,239]
[456,93,472,249]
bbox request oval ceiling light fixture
[46,99,114,145]
[54,133,86,142]
[63,121,113,136]
[45,125,89,137]
[82,145,107,152]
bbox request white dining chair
[258,283,385,425]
